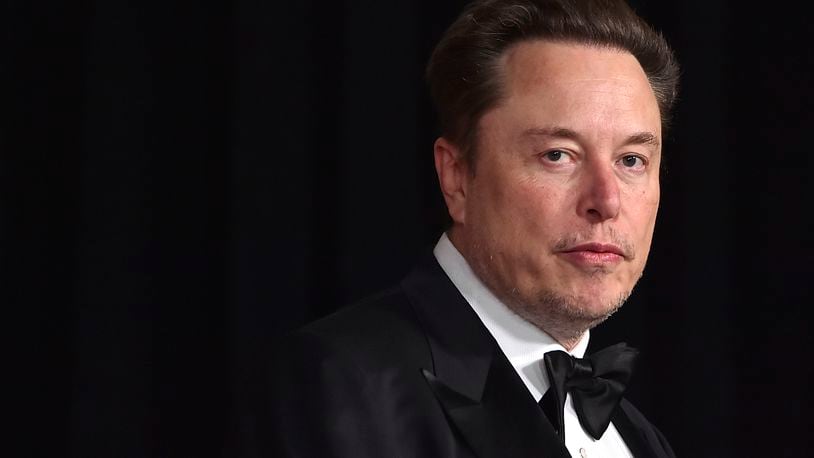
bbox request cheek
[507,181,564,237]
[469,166,567,241]
[631,190,660,250]
[626,184,659,218]
[644,187,660,226]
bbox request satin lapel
[403,254,569,458]
[612,400,665,458]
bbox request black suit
[260,252,675,457]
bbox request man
[262,0,679,456]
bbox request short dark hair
[426,0,680,164]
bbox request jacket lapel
[612,400,673,458]
[402,253,570,458]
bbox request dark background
[5,0,812,456]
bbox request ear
[433,137,469,225]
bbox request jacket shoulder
[277,284,431,372]
[260,286,454,457]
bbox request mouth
[557,242,627,267]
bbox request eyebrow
[626,131,660,148]
[521,126,660,148]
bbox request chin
[568,276,632,305]
[562,289,625,315]
[577,296,625,319]
[524,286,628,326]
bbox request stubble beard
[505,287,630,350]
[464,242,635,350]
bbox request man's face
[443,41,662,339]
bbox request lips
[564,243,626,257]
[558,242,627,267]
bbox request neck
[539,326,587,352]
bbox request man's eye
[621,155,644,168]
[544,150,566,162]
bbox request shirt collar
[433,232,589,401]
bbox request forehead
[501,40,649,88]
[489,40,661,139]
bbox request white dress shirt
[434,233,633,458]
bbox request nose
[576,161,621,223]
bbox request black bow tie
[538,342,639,441]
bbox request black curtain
[6,1,812,456]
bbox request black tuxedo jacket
[260,253,675,457]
